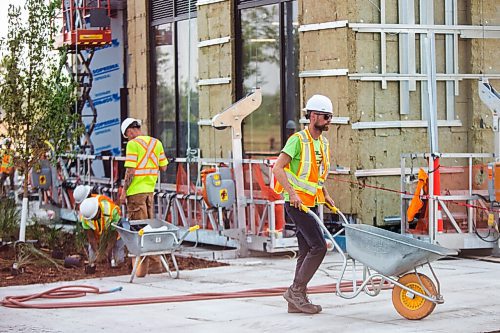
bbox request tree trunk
[19,167,29,242]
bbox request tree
[0,0,82,241]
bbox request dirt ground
[0,245,227,287]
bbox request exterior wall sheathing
[126,0,151,134]
[126,0,499,225]
[198,0,234,159]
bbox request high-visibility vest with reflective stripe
[125,136,168,195]
[274,128,330,207]
[1,154,14,174]
[82,195,121,240]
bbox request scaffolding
[55,153,295,255]
[59,0,113,153]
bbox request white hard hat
[74,185,92,204]
[285,120,297,130]
[121,118,142,138]
[2,137,11,145]
[80,197,99,220]
[304,95,333,114]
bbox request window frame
[235,0,299,156]
[149,1,198,159]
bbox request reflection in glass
[153,23,176,183]
[240,1,299,156]
[241,4,281,155]
[154,23,175,159]
[283,1,300,141]
[177,18,199,156]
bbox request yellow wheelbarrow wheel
[392,273,437,320]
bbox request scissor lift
[60,0,113,153]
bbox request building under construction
[58,0,499,254]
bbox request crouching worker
[79,196,121,267]
[73,184,93,206]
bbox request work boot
[287,291,322,313]
[283,285,320,314]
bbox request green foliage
[46,225,64,249]
[73,222,87,254]
[25,218,45,243]
[241,6,280,86]
[0,0,83,177]
[95,226,117,263]
[0,197,19,240]
[15,242,63,271]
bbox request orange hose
[1,280,392,309]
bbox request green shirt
[281,134,323,201]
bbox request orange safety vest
[87,195,121,239]
[274,128,330,207]
[407,168,428,221]
[1,154,14,174]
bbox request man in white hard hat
[73,185,92,205]
[273,94,335,314]
[120,117,168,277]
[80,196,121,266]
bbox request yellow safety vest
[1,154,14,174]
[274,128,330,207]
[124,136,168,195]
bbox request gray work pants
[285,202,327,288]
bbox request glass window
[152,13,198,183]
[153,23,176,161]
[177,18,199,156]
[283,1,299,140]
[238,1,299,156]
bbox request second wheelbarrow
[113,219,199,283]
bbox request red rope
[331,176,500,213]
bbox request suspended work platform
[61,0,112,49]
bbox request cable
[474,227,500,243]
[427,163,441,174]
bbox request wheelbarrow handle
[167,225,201,253]
[300,203,339,214]
[299,204,310,213]
[324,202,339,214]
[299,204,349,249]
[178,225,200,243]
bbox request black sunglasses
[313,112,332,121]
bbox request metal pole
[233,136,246,230]
[400,155,406,234]
[424,32,443,239]
[425,32,439,155]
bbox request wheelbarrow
[112,219,199,283]
[301,204,458,320]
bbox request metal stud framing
[349,1,500,124]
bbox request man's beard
[314,123,329,132]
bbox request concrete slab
[1,253,500,332]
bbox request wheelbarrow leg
[130,256,146,283]
[170,253,179,279]
[159,254,172,277]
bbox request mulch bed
[0,246,227,287]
